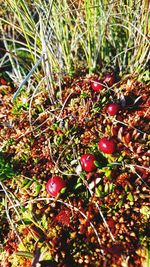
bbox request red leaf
[124,132,131,144]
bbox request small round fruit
[91,79,103,92]
[80,154,97,172]
[98,137,116,154]
[104,73,115,86]
[0,78,7,85]
[46,176,66,197]
[106,103,119,116]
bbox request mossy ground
[0,73,149,266]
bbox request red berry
[104,73,115,86]
[98,137,116,154]
[106,103,119,116]
[46,176,66,197]
[80,154,97,172]
[0,78,7,85]
[91,79,103,92]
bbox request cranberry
[98,137,116,154]
[106,103,119,116]
[46,176,66,197]
[91,79,103,91]
[80,154,97,172]
[0,78,7,85]
[104,73,115,86]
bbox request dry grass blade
[13,54,44,100]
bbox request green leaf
[51,123,59,130]
[95,187,102,197]
[21,206,26,212]
[109,183,115,192]
[7,138,15,145]
[21,178,30,188]
[0,153,15,180]
[80,91,89,99]
[101,96,107,103]
[60,187,66,194]
[94,161,102,168]
[42,214,48,229]
[54,135,63,146]
[104,183,109,193]
[74,183,83,190]
[79,173,85,180]
[23,180,33,189]
[127,192,134,202]
[75,137,79,144]
[98,184,103,192]
[15,251,33,258]
[116,199,123,208]
[34,183,42,196]
[22,218,32,225]
[105,170,111,178]
[70,125,78,134]
[124,184,129,192]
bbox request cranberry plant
[0,153,15,181]
[0,0,149,266]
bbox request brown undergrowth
[0,74,149,267]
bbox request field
[0,1,150,267]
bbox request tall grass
[0,0,149,81]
